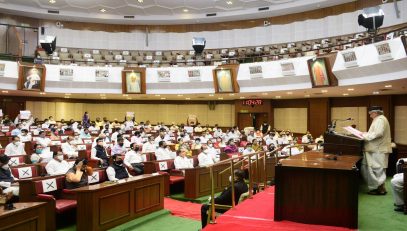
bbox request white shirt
[174,156,193,169]
[45,159,71,176]
[124,151,146,167]
[154,135,170,145]
[142,142,156,153]
[206,147,220,162]
[18,134,32,142]
[72,137,83,145]
[302,135,311,144]
[155,147,175,161]
[124,121,134,131]
[111,132,120,142]
[198,152,215,167]
[247,135,256,143]
[131,136,143,145]
[36,137,51,152]
[106,165,131,181]
[61,142,78,158]
[5,142,26,156]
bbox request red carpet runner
[164,197,202,221]
[203,186,353,231]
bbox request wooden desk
[0,202,46,231]
[72,174,164,231]
[274,151,361,229]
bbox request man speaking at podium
[361,106,391,195]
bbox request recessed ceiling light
[1,90,8,93]
[343,93,349,96]
[137,0,143,2]
[65,93,71,96]
[123,94,128,97]
[64,96,70,98]
[226,1,233,5]
[385,85,392,88]
[218,97,223,100]
[229,93,235,96]
[185,98,191,100]
[209,94,214,97]
[40,92,46,95]
[49,0,56,4]
[101,97,107,99]
[275,96,281,99]
[239,96,245,99]
[183,9,189,12]
[305,95,310,97]
[100,94,106,96]
[347,88,354,91]
[160,97,166,100]
[321,90,328,93]
[373,91,380,95]
[127,97,132,100]
[286,92,293,95]
[262,92,268,95]
[100,8,106,13]
[155,94,160,97]
[177,94,183,97]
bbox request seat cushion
[169,175,184,184]
[55,199,77,213]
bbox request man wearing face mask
[198,144,215,167]
[154,130,170,145]
[45,152,71,176]
[200,169,248,228]
[0,155,19,196]
[124,143,146,175]
[191,138,202,150]
[107,155,132,181]
[18,129,32,142]
[36,130,52,153]
[142,136,157,153]
[155,141,175,161]
[174,148,193,170]
[112,137,127,156]
[10,123,23,136]
[65,158,93,189]
[61,136,79,159]
[91,138,110,168]
[5,136,26,156]
[72,132,84,145]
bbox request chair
[10,164,39,179]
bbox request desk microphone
[329,118,353,133]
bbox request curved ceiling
[0,0,356,25]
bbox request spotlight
[358,6,384,34]
[39,35,56,55]
[192,37,206,54]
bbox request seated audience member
[124,143,146,175]
[0,155,19,196]
[5,136,26,156]
[111,128,121,143]
[214,137,226,149]
[198,145,216,167]
[101,124,112,134]
[252,139,263,152]
[239,136,248,148]
[154,130,170,145]
[36,130,52,152]
[201,169,248,228]
[174,148,193,170]
[65,158,92,189]
[213,128,223,138]
[18,129,32,142]
[391,159,405,212]
[111,137,127,155]
[142,136,156,153]
[243,143,255,155]
[61,136,79,159]
[111,119,121,129]
[264,132,277,146]
[180,132,191,142]
[227,128,239,140]
[91,138,110,168]
[191,138,202,150]
[247,130,256,143]
[194,123,203,132]
[10,123,22,136]
[48,116,56,125]
[72,132,84,144]
[95,117,104,130]
[301,131,313,144]
[107,155,131,181]
[155,141,175,161]
[206,140,219,161]
[169,123,179,132]
[281,142,302,156]
[131,131,143,145]
[224,139,238,153]
[45,152,71,176]
[80,128,92,139]
[32,143,53,163]
[254,129,263,139]
[202,124,212,132]
[124,118,134,131]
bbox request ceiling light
[275,96,281,99]
[64,96,70,99]
[286,92,293,95]
[160,98,166,100]
[1,90,8,93]
[185,98,191,100]
[49,0,56,4]
[101,97,107,99]
[127,97,132,100]
[100,8,106,13]
[343,93,349,96]
[347,88,354,91]
[373,91,380,95]
[123,94,128,97]
[226,1,233,5]
[177,94,183,97]
[209,94,214,97]
[262,92,268,95]
[138,0,143,2]
[321,90,328,93]
[229,93,235,96]
[240,96,245,99]
[40,92,46,95]
[385,85,392,88]
[155,94,160,97]
[65,93,71,96]
[305,95,310,97]
[218,97,223,100]
[100,94,106,96]
[183,9,189,12]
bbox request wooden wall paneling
[308,98,330,137]
[234,100,272,128]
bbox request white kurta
[174,156,193,169]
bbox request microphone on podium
[328,118,354,133]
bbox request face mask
[35,149,42,154]
[57,155,64,161]
[2,164,10,170]
[115,160,123,166]
[119,143,124,147]
[196,141,200,144]
[14,141,21,146]
[208,144,213,147]
[134,147,140,152]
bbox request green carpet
[358,178,406,231]
[169,192,221,204]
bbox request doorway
[238,113,268,130]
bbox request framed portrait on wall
[17,63,46,91]
[122,67,146,94]
[307,57,337,88]
[212,64,240,93]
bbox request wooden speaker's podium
[323,132,364,156]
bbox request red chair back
[11,165,39,179]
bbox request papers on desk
[343,126,364,139]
